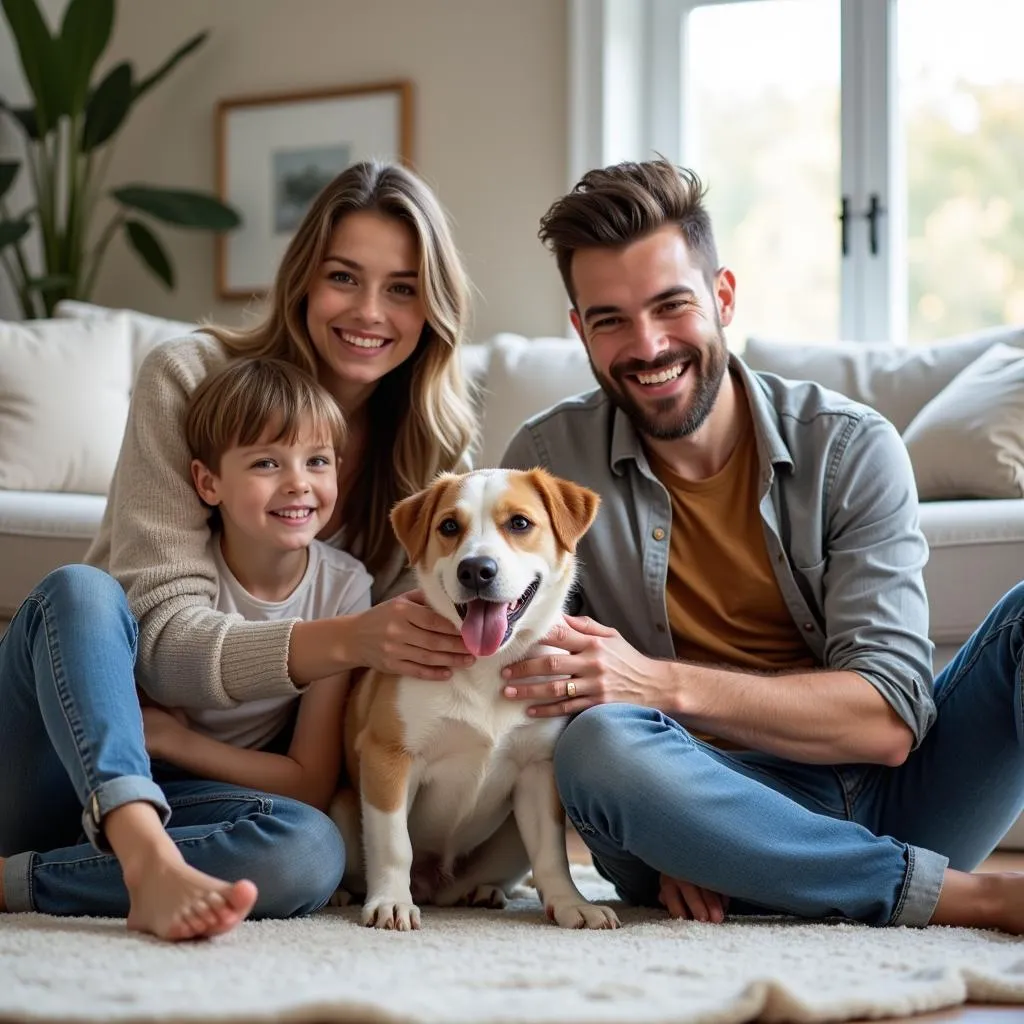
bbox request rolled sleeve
[822,414,936,746]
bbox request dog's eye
[508,515,532,532]
[438,517,460,537]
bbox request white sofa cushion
[744,325,1024,433]
[476,333,595,468]
[55,299,201,378]
[919,499,1024,646]
[903,343,1024,500]
[0,317,133,495]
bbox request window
[596,0,1024,345]
[683,0,841,347]
[900,0,1024,342]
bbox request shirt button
[803,622,814,632]
[656,623,666,633]
[652,527,666,541]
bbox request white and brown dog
[332,468,619,932]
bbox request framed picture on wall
[215,80,413,300]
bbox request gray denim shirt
[500,355,937,746]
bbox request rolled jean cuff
[890,844,948,927]
[2,851,35,912]
[82,775,171,852]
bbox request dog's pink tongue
[461,600,510,657]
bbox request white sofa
[2,304,1024,842]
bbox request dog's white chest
[396,677,562,857]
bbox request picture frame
[215,80,413,300]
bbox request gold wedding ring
[566,680,577,699]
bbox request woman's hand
[141,706,191,761]
[349,590,474,681]
[658,874,729,922]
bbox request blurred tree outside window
[678,0,1023,346]
[901,0,1024,342]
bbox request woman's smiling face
[305,210,427,409]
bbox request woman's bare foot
[123,856,258,940]
[104,800,258,941]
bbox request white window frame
[569,0,907,342]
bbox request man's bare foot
[985,873,1024,935]
[932,868,1023,933]
[124,856,258,941]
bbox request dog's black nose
[457,556,498,591]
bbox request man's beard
[588,325,729,441]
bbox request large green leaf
[59,0,115,116]
[112,185,240,230]
[124,218,174,288]
[1,0,66,133]
[134,31,207,102]
[81,61,133,151]
[0,218,31,250]
[0,101,40,139]
[0,161,19,202]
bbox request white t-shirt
[187,538,373,750]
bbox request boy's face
[192,422,338,554]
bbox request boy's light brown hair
[185,357,347,472]
[538,159,720,305]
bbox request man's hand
[501,614,673,717]
[658,874,729,922]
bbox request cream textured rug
[2,868,1023,1024]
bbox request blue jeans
[0,565,344,917]
[555,581,1024,927]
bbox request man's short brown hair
[538,159,719,305]
[185,356,346,472]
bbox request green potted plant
[0,0,240,318]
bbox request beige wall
[88,0,569,341]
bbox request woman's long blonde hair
[206,161,477,576]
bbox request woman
[0,161,478,940]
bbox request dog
[331,467,620,932]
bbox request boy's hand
[142,706,190,760]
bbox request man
[500,159,1024,931]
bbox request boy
[141,357,372,812]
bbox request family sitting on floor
[1,158,1022,941]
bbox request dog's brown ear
[390,476,451,565]
[526,469,600,554]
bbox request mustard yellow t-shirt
[647,401,816,675]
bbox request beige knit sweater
[85,335,407,710]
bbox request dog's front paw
[547,899,620,930]
[362,895,421,931]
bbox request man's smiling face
[569,224,735,441]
